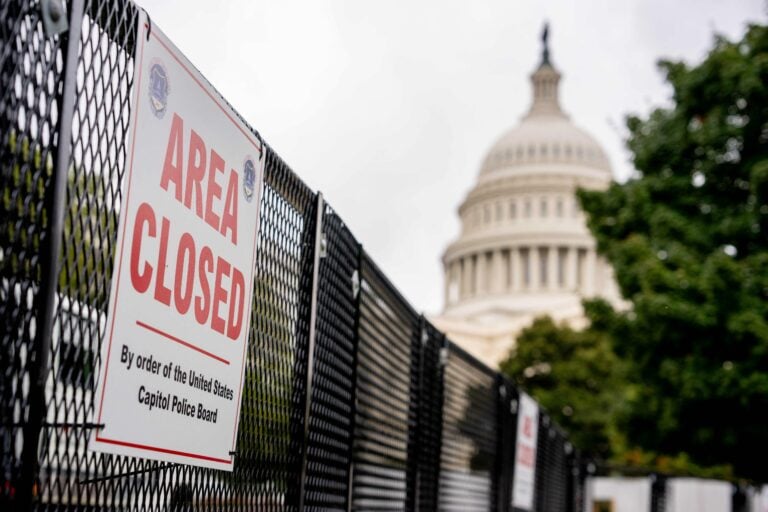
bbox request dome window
[495,202,503,221]
[509,201,517,219]
[517,146,524,159]
[541,144,548,157]
[524,199,532,218]
[553,144,560,157]
[528,145,535,158]
[565,145,572,157]
[484,205,491,223]
[540,197,548,217]
[556,198,564,217]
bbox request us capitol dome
[431,26,622,367]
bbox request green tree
[499,301,626,460]
[0,129,115,304]
[578,24,768,481]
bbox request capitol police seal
[243,158,256,203]
[148,60,170,119]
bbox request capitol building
[432,29,623,367]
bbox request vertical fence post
[409,317,446,511]
[406,317,426,511]
[565,444,576,512]
[509,391,520,512]
[298,192,325,511]
[494,377,515,512]
[437,335,450,509]
[426,330,446,511]
[533,414,548,512]
[577,453,589,512]
[650,473,667,512]
[18,0,84,509]
[345,242,363,512]
[494,377,505,512]
[732,483,748,512]
[404,316,424,510]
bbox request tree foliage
[0,130,116,304]
[499,301,626,460]
[577,24,768,481]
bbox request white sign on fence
[89,14,264,471]
[511,392,540,510]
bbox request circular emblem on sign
[148,61,170,118]
[243,158,256,203]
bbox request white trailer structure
[587,477,651,512]
[586,476,765,512]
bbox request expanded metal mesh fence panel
[534,416,570,512]
[0,0,67,507]
[1,0,594,510]
[303,204,359,511]
[351,255,419,511]
[230,144,317,510]
[439,343,498,512]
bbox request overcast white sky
[138,0,765,314]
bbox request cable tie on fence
[78,462,181,485]
[7,422,105,429]
[319,232,328,258]
[44,422,105,429]
[253,130,265,160]
[145,12,152,40]
[439,347,449,367]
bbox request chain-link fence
[1,1,589,510]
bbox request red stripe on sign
[95,436,232,464]
[136,320,230,365]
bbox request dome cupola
[432,24,622,366]
[478,27,611,177]
[526,23,564,119]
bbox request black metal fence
[0,0,587,510]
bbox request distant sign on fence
[90,14,264,471]
[512,392,540,510]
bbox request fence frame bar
[297,191,325,511]
[345,243,363,512]
[495,376,516,512]
[17,1,85,509]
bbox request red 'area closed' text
[517,444,535,468]
[128,113,246,341]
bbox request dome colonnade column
[444,244,599,304]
